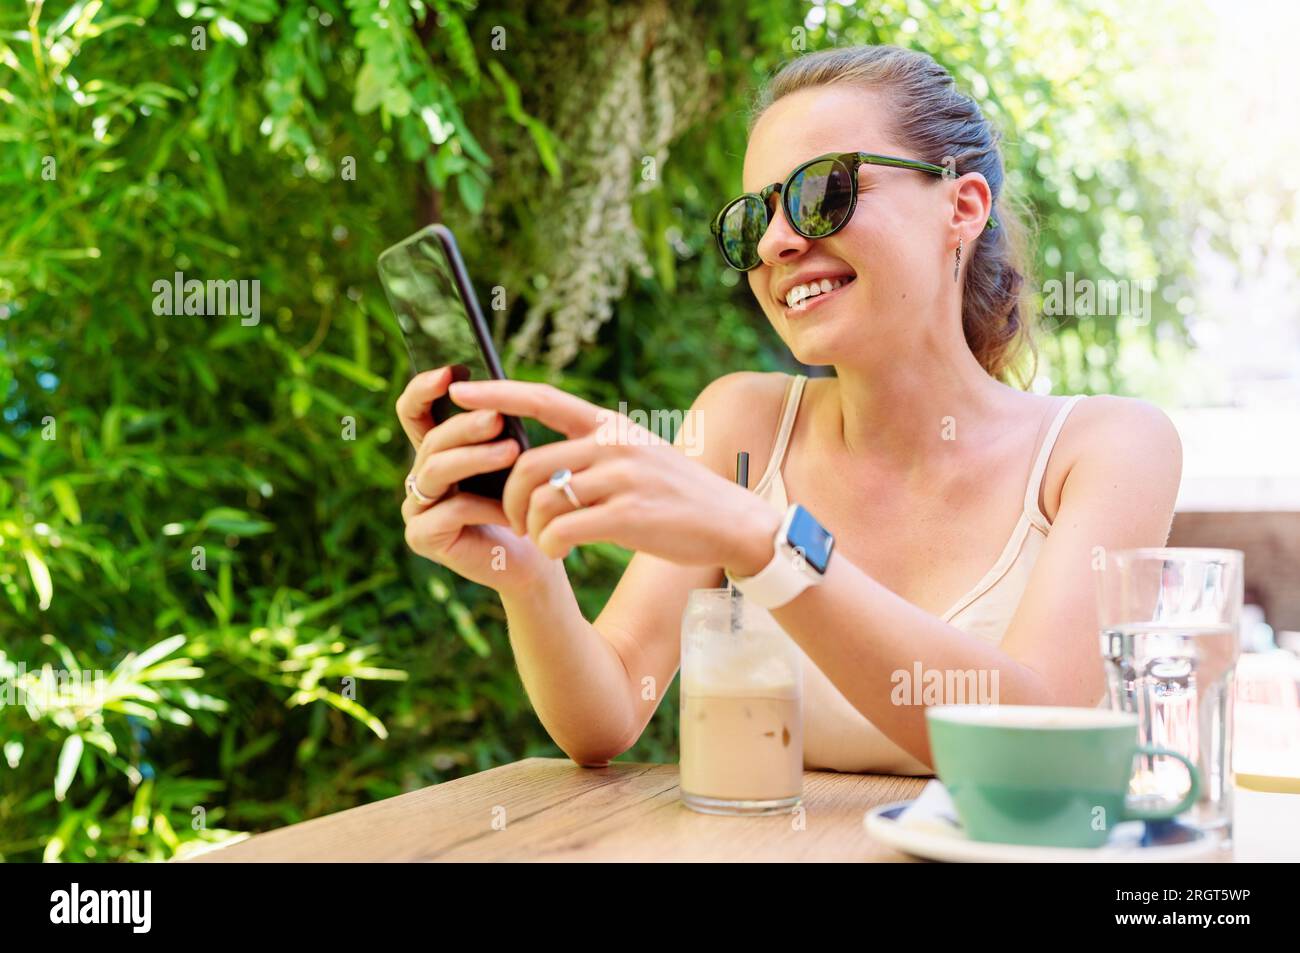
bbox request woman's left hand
[446,378,779,574]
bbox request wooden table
[184,756,1298,863]
[186,760,927,862]
[185,653,1300,862]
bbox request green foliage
[1,0,1220,861]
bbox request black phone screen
[378,227,487,383]
[377,225,528,499]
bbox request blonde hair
[750,45,1037,384]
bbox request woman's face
[743,85,951,367]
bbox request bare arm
[723,396,1183,768]
[492,373,776,765]
[499,552,718,765]
[394,366,711,766]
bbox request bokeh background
[2,0,1296,860]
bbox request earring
[954,238,963,283]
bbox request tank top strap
[753,373,807,493]
[1023,394,1087,529]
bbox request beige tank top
[753,374,1086,774]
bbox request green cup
[926,705,1200,848]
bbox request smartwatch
[725,503,835,609]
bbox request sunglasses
[710,150,1000,271]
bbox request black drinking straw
[728,451,750,631]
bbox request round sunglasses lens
[719,196,767,269]
[787,158,853,237]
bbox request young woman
[395,45,1181,774]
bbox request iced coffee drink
[679,588,803,815]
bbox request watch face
[786,504,834,575]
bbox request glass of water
[1096,548,1243,844]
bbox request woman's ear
[951,172,994,240]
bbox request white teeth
[784,276,851,308]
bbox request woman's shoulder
[685,371,797,479]
[1040,391,1182,521]
[1060,393,1181,457]
[690,369,794,408]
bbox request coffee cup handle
[1121,745,1201,822]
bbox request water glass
[1096,548,1243,842]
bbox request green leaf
[290,382,312,418]
[101,405,121,452]
[43,811,81,862]
[49,478,82,525]
[353,61,383,115]
[187,350,220,394]
[123,634,187,674]
[1,575,27,615]
[51,0,103,40]
[456,172,485,215]
[215,17,248,46]
[527,119,562,182]
[54,735,84,802]
[485,60,558,180]
[200,507,275,536]
[228,731,278,768]
[290,687,388,739]
[447,599,490,657]
[284,572,395,626]
[21,542,53,611]
[153,812,180,850]
[312,351,387,391]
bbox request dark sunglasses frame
[710,150,1000,271]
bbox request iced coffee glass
[679,588,803,815]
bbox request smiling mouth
[782,275,856,315]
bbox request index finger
[448,379,605,439]
[395,366,456,449]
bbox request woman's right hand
[396,367,549,593]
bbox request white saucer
[864,798,1222,863]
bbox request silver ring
[549,468,584,510]
[405,472,436,505]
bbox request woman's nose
[755,200,813,267]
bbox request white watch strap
[725,506,817,609]
[727,550,812,609]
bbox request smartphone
[377,224,530,500]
